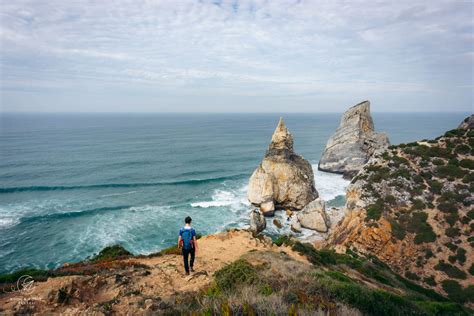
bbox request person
[178,216,198,275]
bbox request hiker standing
[178,216,198,275]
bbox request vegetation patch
[90,245,132,262]
[435,165,464,178]
[214,259,258,291]
[441,280,474,303]
[434,261,467,279]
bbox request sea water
[0,112,467,273]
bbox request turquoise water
[0,112,468,273]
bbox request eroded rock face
[297,198,329,232]
[249,209,266,234]
[319,101,389,179]
[458,114,474,130]
[248,118,318,214]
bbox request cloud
[0,0,472,112]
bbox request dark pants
[182,247,195,273]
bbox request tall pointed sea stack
[248,118,318,216]
[319,101,389,178]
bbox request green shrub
[428,180,442,194]
[447,211,460,225]
[441,280,472,303]
[91,245,132,262]
[390,155,409,167]
[445,227,460,238]
[455,144,470,155]
[393,274,448,301]
[390,167,411,179]
[273,235,292,247]
[448,158,459,166]
[311,273,423,315]
[444,129,465,137]
[405,212,436,244]
[462,172,474,184]
[432,158,445,166]
[405,271,420,281]
[445,242,458,251]
[214,259,258,291]
[0,268,51,284]
[459,159,474,170]
[455,248,466,264]
[259,283,273,296]
[388,218,406,240]
[384,195,397,205]
[411,198,426,210]
[424,249,434,259]
[415,301,467,315]
[435,165,464,178]
[325,270,354,283]
[467,210,474,220]
[423,276,436,286]
[435,261,467,279]
[469,264,474,276]
[438,202,457,213]
[365,200,384,221]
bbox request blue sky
[0,0,472,112]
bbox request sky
[0,0,473,113]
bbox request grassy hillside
[330,124,473,308]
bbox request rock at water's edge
[249,209,266,234]
[248,118,318,212]
[297,198,329,232]
[318,101,389,179]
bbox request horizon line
[1,111,471,115]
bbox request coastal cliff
[319,101,389,178]
[327,117,474,307]
[1,229,469,315]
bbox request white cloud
[0,0,472,112]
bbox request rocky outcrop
[458,114,474,130]
[297,198,329,232]
[248,118,318,215]
[327,119,474,300]
[249,209,266,234]
[319,101,389,179]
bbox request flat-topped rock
[248,118,318,215]
[318,101,389,179]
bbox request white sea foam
[312,163,350,201]
[0,217,19,229]
[100,191,138,198]
[191,185,250,210]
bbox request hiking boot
[185,271,190,276]
[190,267,194,272]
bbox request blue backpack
[181,228,194,250]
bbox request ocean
[0,112,468,273]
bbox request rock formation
[327,118,474,299]
[297,198,329,232]
[248,118,318,215]
[319,101,389,179]
[249,209,266,234]
[458,114,474,130]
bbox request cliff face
[248,118,318,214]
[328,119,474,306]
[319,101,389,178]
